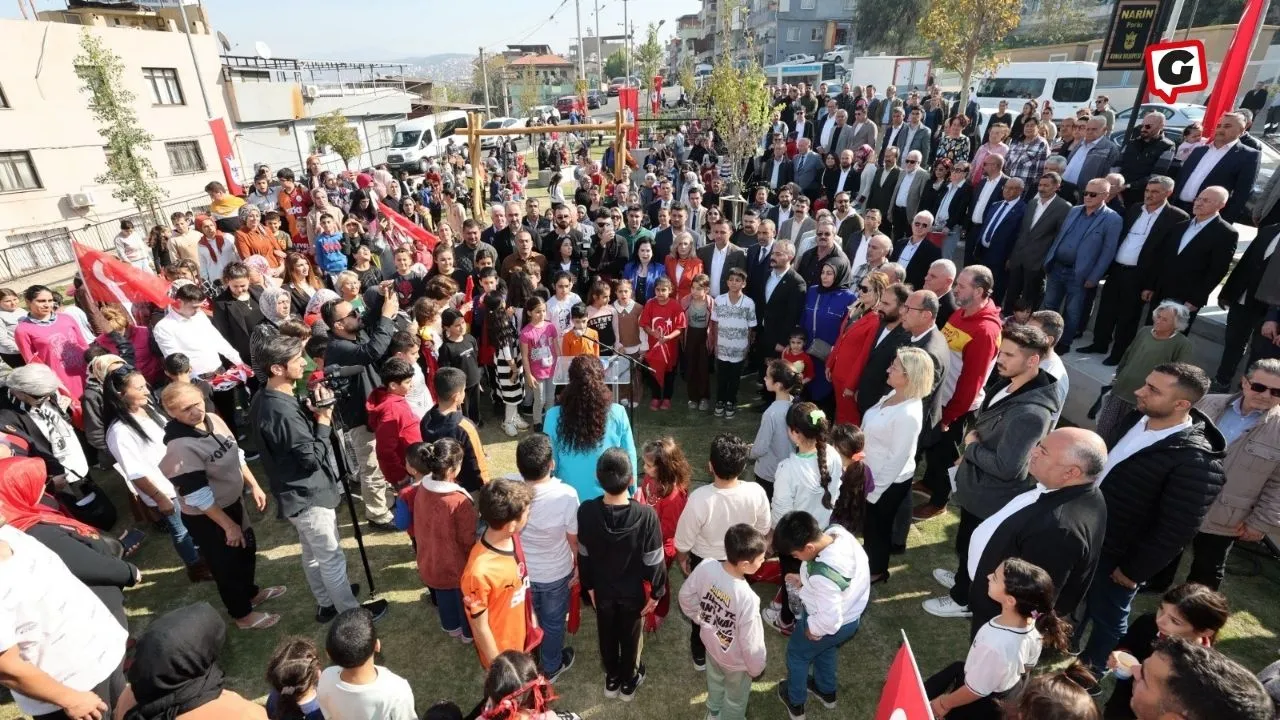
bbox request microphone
[573,327,585,337]
[323,364,366,379]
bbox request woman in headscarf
[115,602,267,720]
[249,286,292,382]
[233,205,281,269]
[800,254,857,411]
[850,143,879,209]
[302,288,340,337]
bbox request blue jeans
[785,614,862,706]
[1041,262,1087,347]
[1074,560,1141,673]
[160,505,201,566]
[531,572,573,673]
[431,587,472,639]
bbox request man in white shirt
[818,101,840,155]
[779,195,815,246]
[827,149,859,206]
[1028,311,1070,428]
[880,107,907,162]
[1174,111,1259,223]
[697,218,748,297]
[968,155,1008,266]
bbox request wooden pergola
[451,110,635,220]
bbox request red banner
[74,242,173,309]
[208,117,244,196]
[619,87,639,148]
[651,75,664,115]
[875,637,934,720]
[1202,0,1266,133]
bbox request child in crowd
[681,274,713,412]
[1103,583,1229,719]
[827,423,870,533]
[388,330,434,420]
[266,637,324,720]
[413,297,443,389]
[780,329,816,392]
[709,267,757,418]
[751,359,803,499]
[639,276,686,410]
[1004,297,1034,326]
[318,608,417,720]
[546,271,583,335]
[584,281,618,354]
[484,293,529,438]
[577,448,667,702]
[391,246,429,307]
[1003,664,1100,720]
[462,478,536,669]
[611,279,645,408]
[421,367,489,492]
[411,438,477,643]
[636,436,691,631]
[520,296,559,428]
[162,352,216,413]
[773,510,870,720]
[438,308,483,426]
[517,433,581,681]
[674,433,772,670]
[926,558,1071,720]
[560,303,599,358]
[678,525,769,720]
[478,651,582,720]
[367,357,423,491]
[423,701,465,720]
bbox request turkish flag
[1203,0,1266,133]
[875,637,934,720]
[74,242,172,309]
[381,204,441,255]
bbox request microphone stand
[572,329,655,427]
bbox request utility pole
[479,46,492,118]
[624,0,632,83]
[176,2,213,117]
[594,0,603,90]
[502,72,511,116]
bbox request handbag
[512,534,545,653]
[807,338,833,362]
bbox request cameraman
[248,335,388,622]
[319,284,399,530]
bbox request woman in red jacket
[636,436,690,632]
[663,232,703,302]
[828,270,891,426]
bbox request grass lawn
[3,394,1279,720]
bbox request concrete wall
[0,17,235,243]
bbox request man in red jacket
[365,357,423,491]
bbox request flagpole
[902,630,937,720]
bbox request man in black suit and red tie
[1143,186,1238,332]
[1173,112,1260,224]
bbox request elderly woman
[1094,301,1194,442]
[233,205,282,269]
[969,123,1010,185]
[249,286,294,382]
[936,116,972,164]
[801,255,858,409]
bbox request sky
[11,0,699,61]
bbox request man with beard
[454,220,497,276]
[542,203,586,262]
[590,215,629,280]
[1116,112,1175,207]
[730,209,760,249]
[618,204,653,257]
[855,283,913,416]
[500,229,547,283]
[795,220,847,288]
[765,185,797,230]
[824,148,860,207]
[1128,639,1272,720]
[656,203,703,262]
[754,239,808,410]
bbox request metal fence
[0,195,212,284]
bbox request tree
[634,22,665,114]
[604,49,629,80]
[73,30,166,216]
[702,0,772,195]
[856,0,929,54]
[470,53,506,109]
[515,65,540,117]
[1016,0,1091,45]
[918,0,1022,112]
[313,111,361,168]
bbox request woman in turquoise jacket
[543,355,637,501]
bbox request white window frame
[1048,52,1069,62]
[142,67,185,106]
[800,0,816,8]
[0,151,41,192]
[165,141,205,175]
[779,0,791,11]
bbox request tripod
[324,387,378,596]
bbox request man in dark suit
[764,185,798,229]
[949,94,980,130]
[791,138,823,201]
[1173,112,1261,223]
[1213,222,1280,389]
[1242,81,1270,117]
[697,217,749,296]
[1115,111,1176,207]
[745,218,777,303]
[841,203,876,266]
[824,148,861,206]
[1082,176,1188,363]
[895,106,933,161]
[966,155,1010,267]
[1041,177,1125,353]
[540,203,585,262]
[891,210,943,289]
[753,238,808,409]
[972,178,1027,304]
[645,179,675,227]
[965,427,1108,636]
[790,107,815,145]
[879,107,908,163]
[1144,186,1239,331]
[866,147,903,231]
[759,140,795,195]
[834,196,864,246]
[1006,172,1073,312]
[856,283,913,417]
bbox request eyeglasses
[904,304,928,312]
[1249,381,1280,398]
[913,221,930,227]
[905,159,919,165]
[1082,191,1101,198]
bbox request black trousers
[963,226,981,267]
[1003,265,1046,313]
[865,481,911,575]
[891,206,910,243]
[686,551,708,660]
[33,664,126,720]
[949,508,984,605]
[1091,263,1145,357]
[646,370,677,400]
[922,413,972,508]
[183,500,259,620]
[596,596,645,682]
[716,359,743,405]
[923,660,1014,720]
[1186,531,1238,591]
[1216,299,1270,385]
[211,386,241,440]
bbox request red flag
[1202,0,1266,133]
[74,242,172,309]
[875,636,934,720]
[381,204,441,255]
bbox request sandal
[236,612,280,630]
[251,586,288,608]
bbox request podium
[552,355,631,386]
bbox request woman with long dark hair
[829,423,870,532]
[347,188,378,226]
[282,252,323,318]
[14,284,91,397]
[542,355,637,501]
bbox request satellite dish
[254,41,273,60]
[216,31,232,53]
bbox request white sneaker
[932,568,956,590]
[922,596,972,619]
[501,422,519,438]
[514,417,530,430]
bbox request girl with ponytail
[926,558,1069,719]
[266,637,323,719]
[480,650,581,720]
[750,359,804,499]
[828,424,870,534]
[409,438,478,643]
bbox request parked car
[823,45,850,63]
[555,95,581,116]
[529,105,561,122]
[785,53,815,63]
[608,76,628,96]
[1114,102,1206,130]
[480,116,513,149]
[586,90,603,109]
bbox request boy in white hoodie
[679,524,768,720]
[772,511,871,720]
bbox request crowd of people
[1,78,1279,720]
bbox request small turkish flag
[74,242,173,309]
[381,204,440,255]
[875,635,935,720]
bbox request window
[810,28,822,41]
[306,130,319,152]
[0,152,41,192]
[3,228,73,279]
[1053,77,1095,103]
[976,77,1045,99]
[143,67,185,105]
[1089,49,1102,63]
[165,141,205,174]
[787,27,801,41]
[0,84,8,109]
[379,124,397,148]
[800,0,816,8]
[779,0,790,11]
[1047,52,1068,62]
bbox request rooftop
[510,54,574,67]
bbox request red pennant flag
[1202,0,1267,133]
[381,204,441,255]
[875,635,934,720]
[74,242,172,309]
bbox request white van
[386,111,469,174]
[970,62,1097,120]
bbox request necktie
[982,202,1008,247]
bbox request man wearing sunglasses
[1040,177,1123,354]
[1185,358,1280,590]
[1115,112,1174,207]
[890,150,929,246]
[891,211,943,290]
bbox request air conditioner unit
[301,84,320,100]
[67,191,96,209]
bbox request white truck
[934,61,1098,120]
[839,55,933,92]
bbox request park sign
[1099,0,1164,71]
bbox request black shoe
[547,647,576,683]
[367,519,399,533]
[604,676,621,699]
[692,652,706,672]
[1079,344,1109,354]
[362,598,389,622]
[869,572,891,586]
[807,677,837,709]
[314,583,362,623]
[889,543,906,555]
[619,663,645,702]
[1056,343,1072,355]
[242,449,261,462]
[776,682,807,720]
[1102,356,1121,366]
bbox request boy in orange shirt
[461,478,536,669]
[560,303,599,357]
